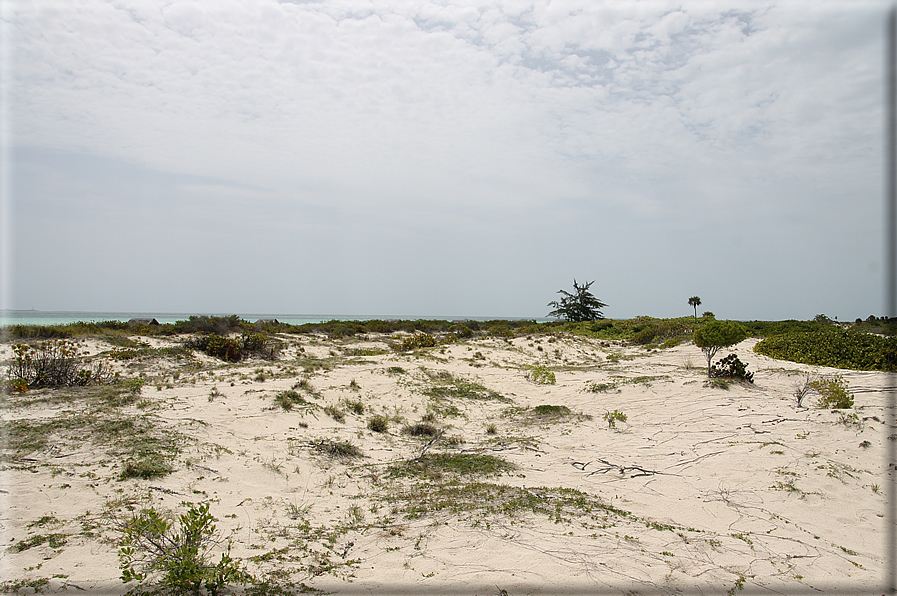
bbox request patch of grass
[704,378,730,390]
[603,410,627,428]
[385,366,406,375]
[8,532,68,552]
[313,439,362,460]
[343,399,364,415]
[403,422,440,438]
[276,390,309,411]
[388,453,516,480]
[367,415,389,433]
[119,456,174,480]
[584,381,617,393]
[324,405,346,423]
[423,371,509,402]
[532,404,571,417]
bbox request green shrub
[709,354,754,383]
[396,333,439,351]
[324,405,346,423]
[118,502,249,595]
[603,410,627,428]
[7,340,116,388]
[532,404,571,417]
[527,365,556,385]
[367,415,389,433]
[754,327,897,371]
[276,390,306,411]
[809,375,853,409]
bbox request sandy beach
[0,330,890,594]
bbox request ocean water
[0,311,541,327]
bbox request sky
[0,0,890,321]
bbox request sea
[0,311,544,327]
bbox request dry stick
[573,459,673,478]
[413,430,444,461]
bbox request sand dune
[1,331,890,594]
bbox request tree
[547,280,607,322]
[693,320,748,377]
[688,296,701,322]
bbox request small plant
[313,439,362,459]
[118,502,249,595]
[324,405,346,423]
[603,410,627,428]
[124,377,147,395]
[532,404,571,417]
[584,381,616,393]
[208,387,222,402]
[275,390,306,411]
[704,378,730,390]
[527,365,556,385]
[403,422,440,437]
[396,333,438,351]
[367,415,389,433]
[348,379,360,391]
[793,374,818,408]
[709,354,754,383]
[119,456,174,480]
[693,320,748,377]
[344,399,365,415]
[486,423,498,435]
[810,374,853,409]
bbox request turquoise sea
[0,311,543,327]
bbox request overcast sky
[1,0,889,320]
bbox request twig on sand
[412,430,444,461]
[573,459,672,478]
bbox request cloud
[6,0,887,318]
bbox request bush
[527,365,556,385]
[367,415,389,433]
[603,410,627,428]
[709,354,754,383]
[7,340,116,388]
[809,375,854,409]
[754,327,897,372]
[396,333,438,351]
[118,502,249,595]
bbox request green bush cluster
[185,333,278,363]
[6,340,117,389]
[709,354,754,383]
[809,375,854,409]
[118,502,248,595]
[396,333,439,351]
[754,327,897,371]
[527,365,556,385]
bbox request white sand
[0,332,891,594]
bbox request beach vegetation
[118,501,249,595]
[809,374,854,409]
[547,279,607,322]
[403,421,440,438]
[603,410,627,428]
[388,453,516,480]
[526,365,556,385]
[323,405,346,423]
[423,371,508,402]
[7,340,116,389]
[343,399,364,415]
[693,320,748,377]
[276,390,309,411]
[367,415,389,433]
[709,354,754,383]
[312,439,361,459]
[754,327,897,371]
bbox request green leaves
[547,279,607,322]
[754,328,897,371]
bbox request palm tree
[688,296,702,322]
